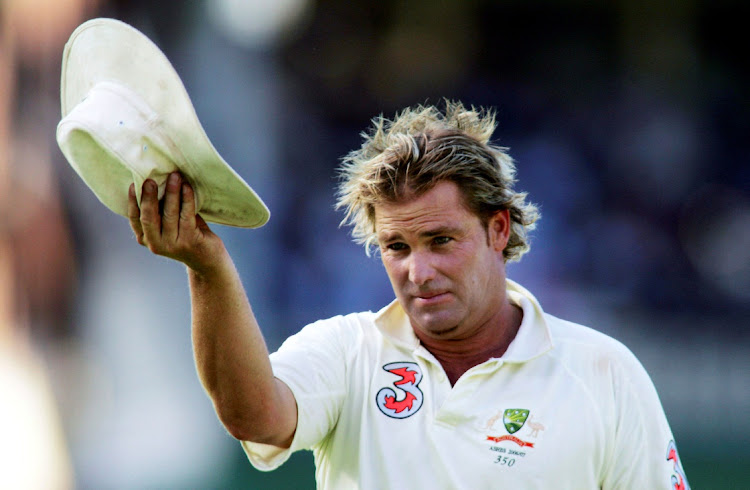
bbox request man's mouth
[413,291,450,305]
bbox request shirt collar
[373,279,554,362]
[373,298,420,351]
[502,279,554,362]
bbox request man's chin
[409,311,461,338]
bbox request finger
[178,180,198,237]
[161,172,182,242]
[127,183,145,246]
[139,179,162,250]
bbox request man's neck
[416,302,523,386]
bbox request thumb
[196,214,213,234]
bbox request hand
[128,171,225,274]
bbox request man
[128,101,689,489]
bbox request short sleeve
[602,347,690,489]
[242,315,361,471]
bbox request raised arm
[128,171,297,448]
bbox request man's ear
[487,209,511,253]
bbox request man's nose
[408,251,437,286]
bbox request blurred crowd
[1,0,747,488]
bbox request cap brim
[60,18,270,228]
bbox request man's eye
[387,242,408,251]
[433,236,452,245]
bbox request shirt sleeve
[241,314,360,471]
[601,345,690,490]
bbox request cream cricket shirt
[242,280,689,489]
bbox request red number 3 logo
[666,440,690,490]
[375,362,424,419]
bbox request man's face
[375,180,510,342]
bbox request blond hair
[336,100,539,262]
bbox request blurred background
[1,0,748,488]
